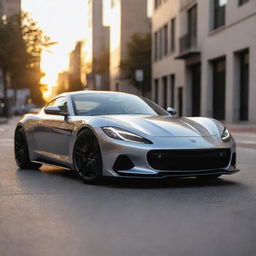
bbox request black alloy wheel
[14,127,42,169]
[73,130,103,184]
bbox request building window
[190,64,201,116]
[170,74,175,108]
[170,18,176,52]
[159,29,163,59]
[154,31,161,61]
[238,0,249,6]
[154,32,158,61]
[157,31,161,60]
[162,76,168,109]
[239,51,249,121]
[154,79,159,103]
[212,57,226,120]
[213,0,227,30]
[163,24,168,56]
[178,87,183,117]
[188,5,197,47]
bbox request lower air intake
[147,149,231,171]
[113,155,134,171]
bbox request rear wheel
[73,130,102,184]
[14,127,42,169]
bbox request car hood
[101,115,221,137]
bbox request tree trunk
[12,74,17,113]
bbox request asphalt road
[0,117,256,256]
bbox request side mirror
[44,106,69,116]
[166,107,177,115]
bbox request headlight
[221,127,232,142]
[102,127,152,144]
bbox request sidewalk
[0,117,8,125]
[226,123,256,133]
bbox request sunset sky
[22,0,88,98]
[21,0,153,99]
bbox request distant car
[14,91,239,184]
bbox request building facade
[152,0,256,124]
[108,0,150,94]
[85,0,110,91]
[152,0,185,116]
[68,41,86,92]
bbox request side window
[46,97,68,113]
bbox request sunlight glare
[22,0,88,100]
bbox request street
[0,117,256,256]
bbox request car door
[34,97,75,164]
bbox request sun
[21,0,88,100]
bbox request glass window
[190,64,201,116]
[154,32,158,61]
[239,51,249,121]
[239,0,249,6]
[163,24,168,56]
[188,5,197,47]
[71,93,168,116]
[159,28,163,58]
[162,76,168,109]
[213,0,227,29]
[170,18,176,52]
[170,74,175,108]
[212,58,226,120]
[157,30,161,60]
[154,79,159,103]
[178,87,183,117]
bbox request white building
[152,0,256,124]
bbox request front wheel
[73,130,103,184]
[14,127,42,169]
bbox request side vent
[113,155,134,171]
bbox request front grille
[147,149,231,171]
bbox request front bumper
[96,128,239,178]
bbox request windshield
[71,93,168,116]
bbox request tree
[121,33,152,95]
[0,12,54,115]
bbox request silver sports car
[15,91,239,183]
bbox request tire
[197,174,221,180]
[14,127,42,169]
[73,129,103,184]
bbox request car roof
[59,90,133,97]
